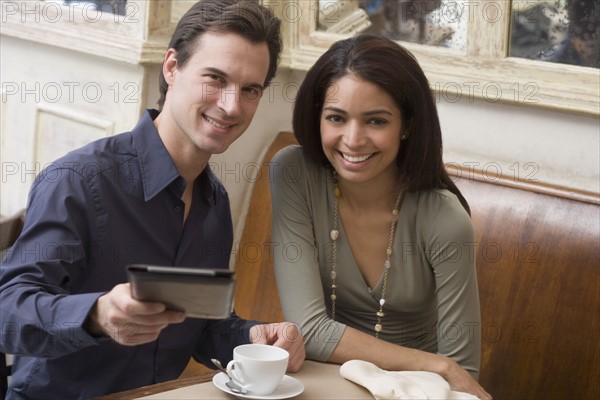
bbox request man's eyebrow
[203,67,265,91]
[203,67,228,77]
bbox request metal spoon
[211,358,248,395]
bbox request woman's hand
[249,322,306,372]
[436,357,492,400]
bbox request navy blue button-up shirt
[0,110,257,399]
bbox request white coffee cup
[226,344,289,396]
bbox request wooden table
[95,361,372,399]
[94,372,216,400]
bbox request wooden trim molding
[271,0,600,116]
[446,164,600,206]
[0,0,173,64]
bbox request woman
[270,34,490,399]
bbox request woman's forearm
[327,326,490,399]
[327,325,449,373]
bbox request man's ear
[162,48,178,85]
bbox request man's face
[161,31,270,156]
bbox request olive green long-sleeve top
[270,146,481,378]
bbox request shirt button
[174,206,181,213]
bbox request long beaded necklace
[329,173,403,338]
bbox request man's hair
[157,0,282,110]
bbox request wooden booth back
[447,164,599,399]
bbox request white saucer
[213,372,304,399]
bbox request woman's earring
[401,134,408,140]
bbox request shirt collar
[132,109,216,204]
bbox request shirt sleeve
[422,191,481,378]
[269,146,346,361]
[0,166,104,358]
[192,314,259,367]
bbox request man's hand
[249,322,305,372]
[85,283,186,345]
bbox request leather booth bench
[446,163,599,399]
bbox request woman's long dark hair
[293,34,469,214]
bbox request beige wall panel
[33,103,114,168]
[0,36,148,216]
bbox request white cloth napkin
[340,360,479,400]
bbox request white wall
[439,99,600,193]
[217,68,599,239]
[2,39,598,240]
[0,35,150,217]
[0,33,296,242]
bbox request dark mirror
[62,0,127,16]
[510,0,599,68]
[317,0,468,51]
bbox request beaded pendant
[329,172,403,338]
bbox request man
[0,1,304,399]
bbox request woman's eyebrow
[323,106,347,114]
[323,106,393,116]
[363,109,394,116]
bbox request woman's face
[320,74,403,186]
